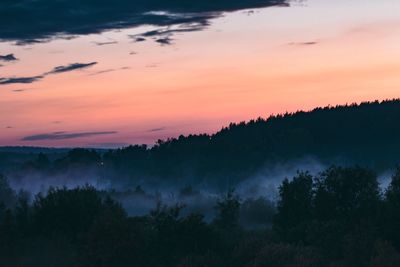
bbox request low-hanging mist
[1,99,400,228]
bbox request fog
[1,157,329,229]
[3,154,395,231]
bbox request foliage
[3,99,400,187]
[1,165,400,266]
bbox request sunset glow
[1,0,400,147]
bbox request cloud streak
[156,37,173,45]
[1,62,98,85]
[22,131,117,141]
[46,62,97,74]
[131,22,208,45]
[93,41,118,46]
[0,54,18,61]
[288,41,319,46]
[88,66,130,76]
[148,127,166,132]
[0,76,44,85]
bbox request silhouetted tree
[383,167,400,248]
[213,189,241,229]
[83,202,140,267]
[14,190,30,235]
[274,172,313,243]
[314,166,380,223]
[32,186,124,242]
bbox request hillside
[3,99,399,186]
[101,99,400,183]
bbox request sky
[1,0,400,148]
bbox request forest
[1,99,400,266]
[1,166,400,266]
[2,99,400,188]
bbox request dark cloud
[132,37,147,43]
[21,131,117,141]
[244,10,256,15]
[0,54,18,61]
[289,41,318,46]
[0,76,44,85]
[148,127,166,132]
[46,62,97,74]
[156,37,173,45]
[12,89,27,92]
[131,22,208,44]
[15,39,47,46]
[0,62,98,85]
[140,22,208,37]
[0,0,288,44]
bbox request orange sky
[1,0,400,147]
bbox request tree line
[2,165,400,266]
[6,99,400,187]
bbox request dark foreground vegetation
[1,99,400,266]
[2,166,400,266]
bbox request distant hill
[0,147,105,172]
[2,99,400,185]
[0,146,71,154]
[103,99,400,184]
